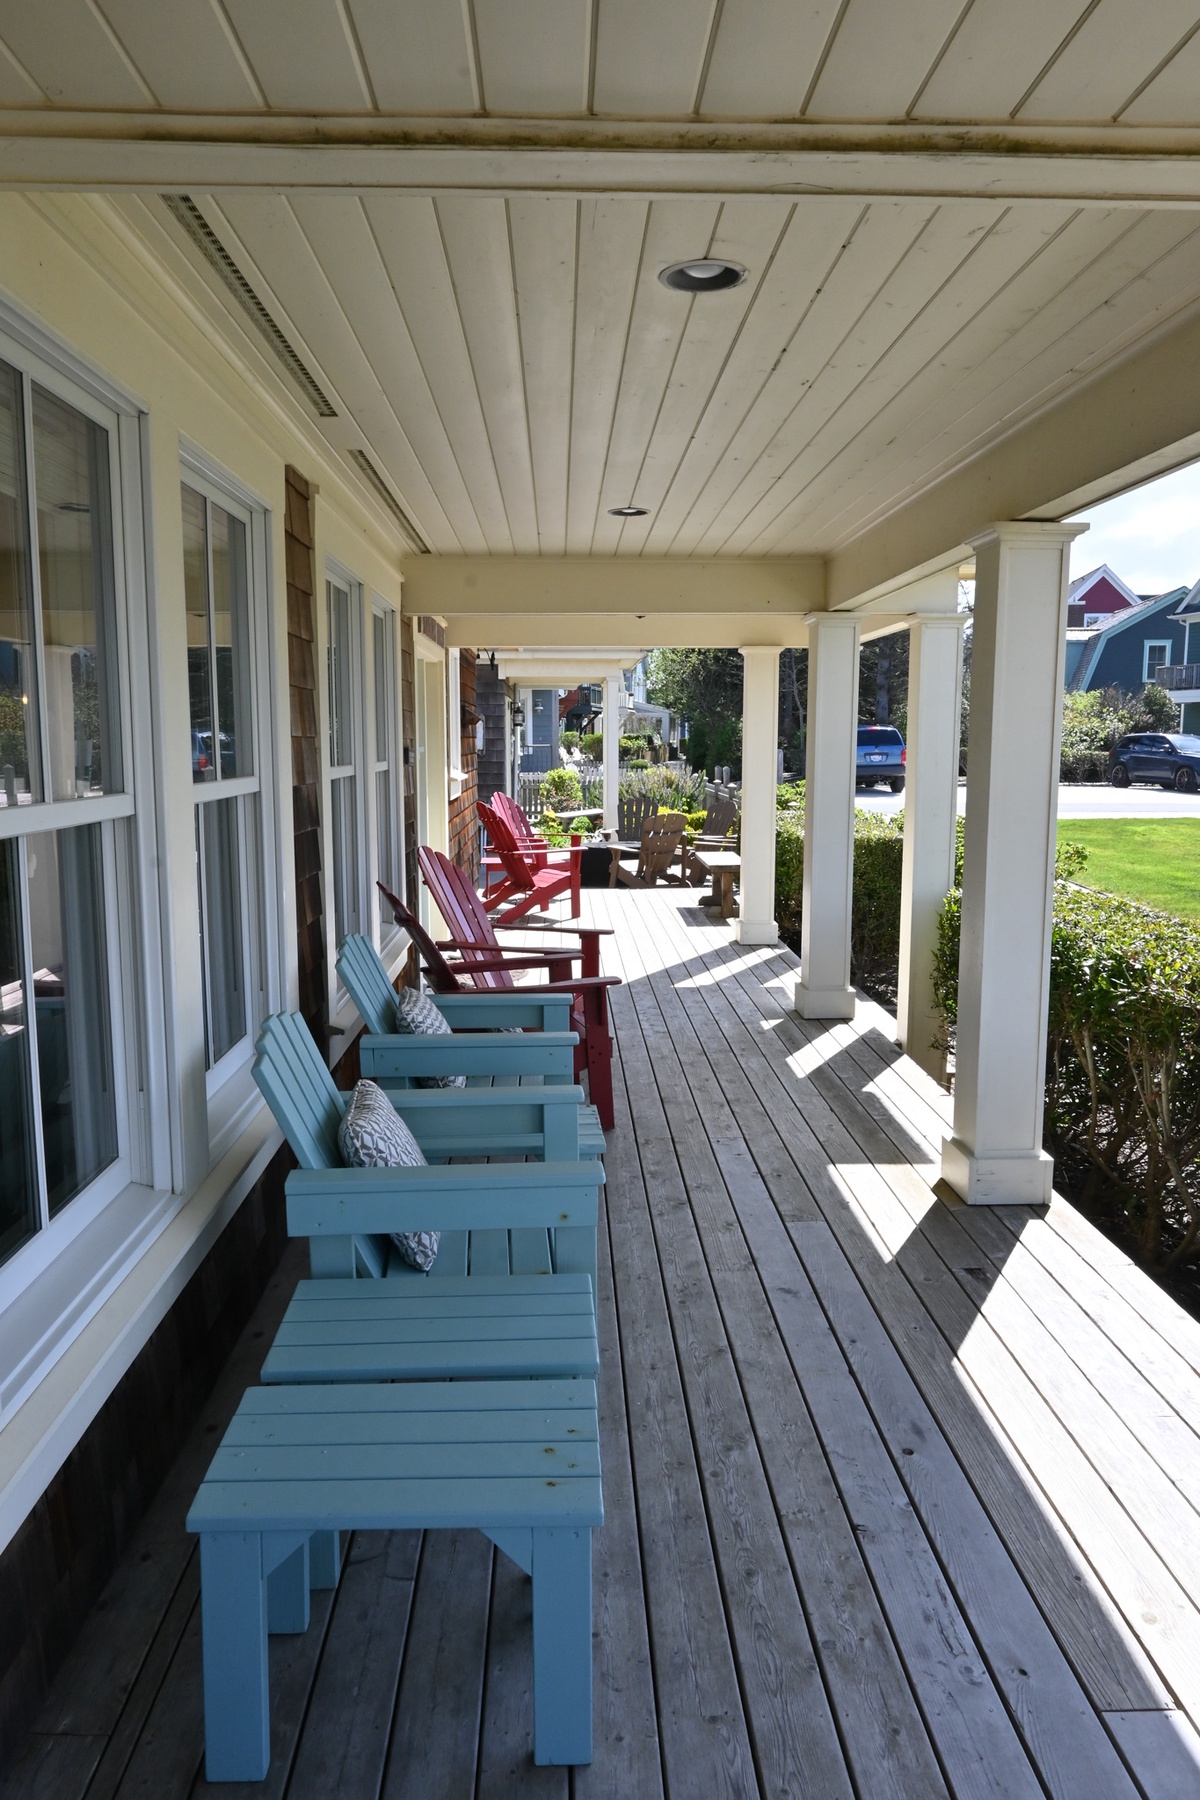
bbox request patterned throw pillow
[337,1079,439,1273]
[392,986,468,1089]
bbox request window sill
[0,1100,281,1558]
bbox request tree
[646,649,743,775]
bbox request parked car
[1108,732,1200,791]
[856,724,906,791]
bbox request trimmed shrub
[560,731,580,751]
[933,874,1200,1272]
[774,808,904,1002]
[540,766,583,811]
[776,780,805,812]
[581,732,603,760]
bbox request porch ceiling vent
[347,449,430,554]
[160,194,338,419]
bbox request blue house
[1158,583,1200,732]
[1064,587,1191,711]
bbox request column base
[732,919,779,946]
[793,981,856,1020]
[940,1138,1053,1207]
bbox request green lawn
[1056,818,1200,921]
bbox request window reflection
[198,796,246,1066]
[0,840,37,1259]
[27,825,118,1215]
[32,387,120,802]
[0,363,37,807]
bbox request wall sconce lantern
[532,698,544,715]
[511,701,526,729]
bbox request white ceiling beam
[9,125,1200,206]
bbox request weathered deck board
[9,886,1200,1798]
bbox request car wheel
[1110,763,1130,788]
[890,777,905,792]
[1176,766,1198,794]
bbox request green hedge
[775,809,906,1003]
[934,881,1200,1272]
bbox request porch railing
[1156,662,1200,690]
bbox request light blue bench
[253,1012,599,1281]
[187,1378,601,1780]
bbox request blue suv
[1108,732,1200,792]
[856,724,906,792]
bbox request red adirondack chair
[404,851,618,1130]
[476,799,583,923]
[481,791,553,898]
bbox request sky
[1068,460,1200,596]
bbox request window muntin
[0,366,36,802]
[0,839,37,1260]
[32,387,120,804]
[28,824,118,1215]
[327,577,359,947]
[183,478,261,1080]
[184,483,251,784]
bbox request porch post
[601,675,620,831]
[795,614,860,1019]
[942,522,1085,1205]
[897,614,964,1078]
[734,646,780,945]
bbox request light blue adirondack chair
[336,934,605,1156]
[253,1011,598,1282]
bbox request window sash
[1144,642,1171,680]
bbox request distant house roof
[1067,564,1141,611]
[1065,586,1190,692]
[1171,578,1200,618]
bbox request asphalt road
[852,782,1200,819]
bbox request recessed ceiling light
[659,259,746,293]
[609,505,648,517]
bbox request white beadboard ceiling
[135,186,1200,558]
[2,0,1200,124]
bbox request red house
[1066,564,1141,628]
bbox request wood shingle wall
[285,467,325,1046]
[448,648,479,882]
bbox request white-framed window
[1185,619,1200,667]
[371,601,401,942]
[327,572,362,951]
[181,470,271,1116]
[1083,613,1105,627]
[1144,641,1171,682]
[0,343,135,1271]
[447,650,464,800]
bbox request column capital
[738,643,782,657]
[968,521,1089,552]
[802,610,861,630]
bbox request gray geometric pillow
[393,986,467,1089]
[337,1079,439,1272]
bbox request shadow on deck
[8,887,1200,1799]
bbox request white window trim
[1144,641,1171,681]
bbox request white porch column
[942,522,1085,1206]
[601,675,620,831]
[734,646,781,945]
[795,614,860,1019]
[897,614,964,1079]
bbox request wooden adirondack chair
[476,800,583,921]
[481,790,555,897]
[617,794,655,842]
[253,1011,599,1281]
[683,793,739,883]
[611,811,688,888]
[401,855,618,1130]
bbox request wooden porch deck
[10,886,1200,1799]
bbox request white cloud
[1069,462,1200,595]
